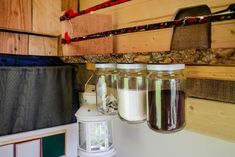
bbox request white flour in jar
[118,89,146,121]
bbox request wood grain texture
[186,98,235,142]
[212,21,235,48]
[187,78,235,103]
[0,32,28,55]
[185,66,235,81]
[32,0,61,35]
[114,29,172,53]
[80,0,235,53]
[62,0,79,11]
[29,36,58,56]
[85,0,234,28]
[0,0,32,31]
[62,14,113,56]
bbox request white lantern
[76,104,116,157]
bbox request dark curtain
[0,66,74,136]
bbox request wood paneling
[186,98,235,142]
[114,29,172,53]
[29,36,58,56]
[185,66,235,81]
[32,0,61,35]
[0,0,32,31]
[212,21,235,48]
[88,0,234,28]
[0,32,28,55]
[62,0,79,11]
[80,0,235,53]
[0,0,62,55]
[61,14,113,56]
[186,78,235,103]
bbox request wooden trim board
[186,78,235,103]
[186,98,235,142]
[185,66,235,81]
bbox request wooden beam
[186,98,235,142]
[185,66,235,81]
[0,32,28,55]
[187,78,235,103]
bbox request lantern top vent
[75,104,113,122]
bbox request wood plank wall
[0,0,78,56]
[80,0,235,53]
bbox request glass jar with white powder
[117,64,147,123]
[95,63,118,115]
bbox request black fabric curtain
[0,66,74,136]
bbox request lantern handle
[84,73,95,92]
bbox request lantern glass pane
[79,122,87,151]
[89,121,113,152]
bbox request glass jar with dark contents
[146,64,186,133]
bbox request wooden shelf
[0,27,59,38]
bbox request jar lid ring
[117,64,146,69]
[147,64,185,70]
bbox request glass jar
[95,63,118,115]
[146,64,186,133]
[117,64,147,123]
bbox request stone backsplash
[62,48,235,64]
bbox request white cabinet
[0,144,14,157]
